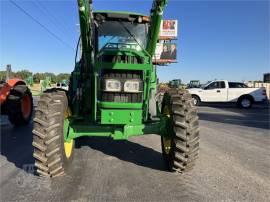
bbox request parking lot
[0,102,269,201]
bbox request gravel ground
[0,104,269,202]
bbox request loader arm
[146,0,168,57]
[77,0,94,74]
[76,0,96,119]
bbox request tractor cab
[169,79,181,88]
[94,11,150,54]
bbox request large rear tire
[161,89,199,173]
[7,85,33,126]
[32,89,74,177]
[237,96,253,109]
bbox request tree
[33,73,45,83]
[15,70,32,80]
[0,67,70,84]
[56,73,70,83]
[44,72,57,83]
[0,71,6,81]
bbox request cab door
[202,81,227,102]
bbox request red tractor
[0,79,33,126]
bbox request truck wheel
[7,85,33,126]
[237,96,253,109]
[32,89,74,177]
[191,95,200,106]
[161,89,199,173]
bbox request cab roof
[93,11,149,23]
[94,10,148,18]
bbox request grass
[29,83,57,96]
[29,84,42,96]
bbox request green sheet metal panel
[101,109,142,125]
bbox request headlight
[104,79,121,92]
[124,80,142,93]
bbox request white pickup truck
[188,80,267,108]
[56,82,68,91]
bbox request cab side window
[219,81,225,88]
[205,81,225,90]
[228,82,248,88]
[205,82,218,90]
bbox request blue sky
[0,0,269,83]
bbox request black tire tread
[32,89,71,177]
[162,89,200,173]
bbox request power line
[32,1,67,36]
[36,0,75,35]
[9,0,74,51]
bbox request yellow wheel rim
[163,105,171,118]
[64,107,73,159]
[162,137,172,155]
[65,107,72,118]
[64,139,74,159]
[162,104,172,154]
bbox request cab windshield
[98,21,147,51]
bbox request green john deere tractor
[32,0,199,177]
[169,79,182,88]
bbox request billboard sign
[159,20,178,39]
[153,42,177,63]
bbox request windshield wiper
[118,21,151,57]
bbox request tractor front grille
[100,70,143,103]
[101,92,142,102]
[99,55,144,64]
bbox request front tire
[7,85,33,126]
[32,89,74,177]
[191,95,200,106]
[161,89,200,173]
